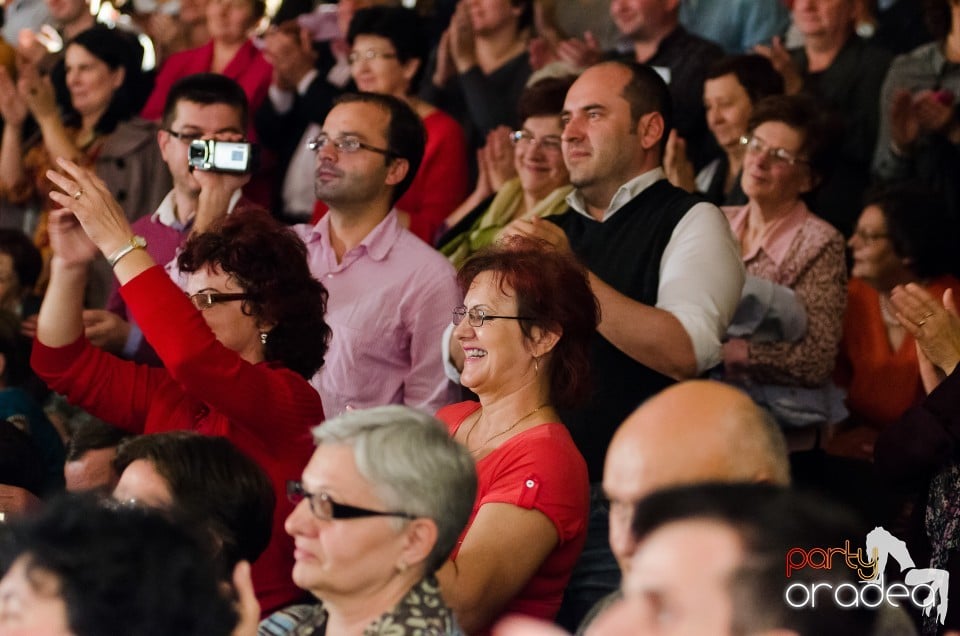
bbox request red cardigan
[140,39,273,134]
[32,266,323,614]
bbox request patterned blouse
[258,576,463,636]
[723,201,848,387]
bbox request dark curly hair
[705,55,784,104]
[862,181,960,280]
[177,209,331,379]
[0,493,238,636]
[348,6,430,94]
[113,431,275,578]
[457,235,599,408]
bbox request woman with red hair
[436,236,596,634]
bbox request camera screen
[213,143,250,172]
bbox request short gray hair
[312,406,477,572]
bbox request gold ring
[73,189,83,200]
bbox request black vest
[554,179,704,481]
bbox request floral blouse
[258,576,462,636]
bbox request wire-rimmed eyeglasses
[452,305,535,327]
[510,130,562,153]
[739,135,807,167]
[347,49,398,65]
[306,133,397,159]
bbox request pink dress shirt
[294,210,459,416]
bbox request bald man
[568,380,789,633]
[603,380,790,575]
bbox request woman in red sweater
[32,159,331,615]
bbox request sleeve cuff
[121,323,144,359]
[441,322,462,384]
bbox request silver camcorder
[188,139,257,174]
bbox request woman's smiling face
[454,271,537,396]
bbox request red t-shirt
[437,401,589,629]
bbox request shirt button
[525,479,535,488]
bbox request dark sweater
[553,180,703,480]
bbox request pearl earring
[260,332,268,345]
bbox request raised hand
[432,29,456,87]
[891,284,960,383]
[448,0,477,73]
[46,158,134,258]
[482,126,517,192]
[46,208,99,268]
[0,67,28,127]
[16,64,58,121]
[754,37,802,95]
[889,89,920,151]
[555,32,601,70]
[663,130,695,193]
[264,22,317,91]
[913,89,955,135]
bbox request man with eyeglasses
[293,92,459,418]
[82,73,262,364]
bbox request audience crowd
[2,0,960,634]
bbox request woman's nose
[284,498,313,537]
[452,314,474,339]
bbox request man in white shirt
[506,60,744,629]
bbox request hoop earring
[534,356,540,373]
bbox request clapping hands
[891,284,960,393]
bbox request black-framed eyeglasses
[187,292,249,311]
[452,305,535,328]
[306,134,397,159]
[286,481,416,521]
[164,129,246,143]
[347,49,398,64]
[164,129,204,143]
[739,135,807,166]
[510,130,562,153]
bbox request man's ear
[637,112,665,151]
[0,353,7,382]
[385,157,409,188]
